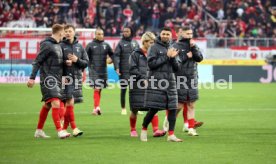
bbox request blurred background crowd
[1,0,276,38]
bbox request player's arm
[85,42,92,63]
[147,45,168,70]
[106,44,114,64]
[27,42,51,88]
[190,39,203,62]
[74,46,89,69]
[168,44,180,72]
[113,42,122,74]
[129,52,145,80]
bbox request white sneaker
[167,134,183,142]
[34,129,50,138]
[188,128,199,136]
[73,128,83,137]
[138,111,144,115]
[140,130,148,142]
[163,116,169,132]
[121,109,127,115]
[58,130,71,139]
[182,123,189,132]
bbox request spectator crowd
[0,0,275,38]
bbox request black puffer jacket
[114,37,139,80]
[30,37,63,102]
[144,37,181,110]
[129,48,147,110]
[60,37,89,103]
[172,38,203,102]
[85,39,113,88]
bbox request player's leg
[162,110,169,131]
[129,108,138,137]
[92,88,102,115]
[163,102,183,132]
[59,101,65,126]
[176,103,184,116]
[182,103,189,132]
[34,103,51,138]
[187,101,198,136]
[65,98,83,137]
[120,84,128,115]
[50,99,70,139]
[140,108,159,141]
[151,114,166,137]
[167,109,183,142]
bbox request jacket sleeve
[113,42,121,70]
[191,45,203,62]
[169,56,181,72]
[129,52,146,80]
[85,43,92,63]
[61,43,68,76]
[107,44,114,58]
[76,46,89,69]
[29,42,51,79]
[147,45,168,70]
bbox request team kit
[27,24,204,142]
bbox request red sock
[59,101,65,121]
[52,107,62,131]
[67,106,77,130]
[129,115,137,131]
[94,90,101,108]
[183,103,188,123]
[99,89,102,99]
[188,118,195,129]
[151,115,159,132]
[37,105,49,129]
[168,130,174,135]
[142,127,147,131]
[165,109,168,117]
[63,108,70,130]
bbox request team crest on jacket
[76,47,80,52]
[132,43,136,47]
[103,45,106,50]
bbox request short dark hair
[52,24,64,34]
[161,27,171,32]
[181,26,192,31]
[64,24,76,31]
[123,26,133,33]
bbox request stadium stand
[1,0,275,38]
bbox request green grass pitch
[0,83,276,164]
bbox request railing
[204,37,276,48]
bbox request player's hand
[190,39,195,47]
[68,53,78,63]
[116,69,121,75]
[27,79,35,88]
[167,48,179,58]
[66,60,72,66]
[187,51,193,58]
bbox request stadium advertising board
[0,37,207,60]
[231,46,275,60]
